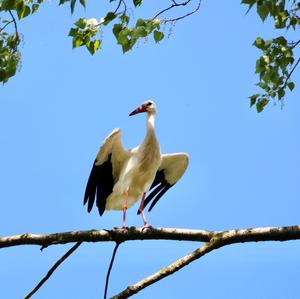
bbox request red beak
[129,105,147,116]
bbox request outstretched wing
[138,153,189,213]
[84,128,131,215]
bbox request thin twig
[113,0,127,15]
[153,0,191,19]
[104,242,121,299]
[163,0,202,23]
[290,39,300,49]
[113,0,123,14]
[8,10,18,36]
[24,242,82,299]
[284,57,300,86]
[0,20,14,33]
[8,10,19,52]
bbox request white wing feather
[95,128,131,182]
[159,153,189,185]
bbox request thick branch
[1,226,300,250]
[2,225,300,298]
[0,227,213,249]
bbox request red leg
[139,192,150,229]
[122,191,129,228]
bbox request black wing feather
[148,184,171,212]
[83,154,114,216]
[137,169,172,214]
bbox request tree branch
[110,225,300,298]
[153,0,192,20]
[0,227,213,249]
[104,242,121,299]
[0,20,14,33]
[24,242,82,299]
[110,240,221,299]
[2,226,300,250]
[163,0,202,23]
[284,57,300,86]
[2,225,300,298]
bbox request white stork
[83,100,189,228]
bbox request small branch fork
[153,0,202,23]
[2,225,300,299]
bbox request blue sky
[1,1,300,298]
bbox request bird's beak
[129,104,147,116]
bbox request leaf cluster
[0,30,20,83]
[68,10,164,54]
[242,0,300,112]
[0,0,45,83]
[0,0,168,83]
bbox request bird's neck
[146,112,156,138]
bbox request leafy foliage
[242,0,300,112]
[0,31,20,83]
[0,0,169,83]
[0,0,298,114]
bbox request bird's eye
[147,102,152,106]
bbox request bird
[83,100,189,228]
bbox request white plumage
[83,100,189,227]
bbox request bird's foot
[142,224,153,231]
[113,225,129,231]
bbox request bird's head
[129,100,156,116]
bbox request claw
[113,226,129,230]
[142,225,153,231]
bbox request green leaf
[287,82,295,91]
[17,5,31,20]
[133,0,142,6]
[117,28,131,45]
[103,12,116,25]
[257,2,269,21]
[71,0,76,14]
[241,0,255,3]
[73,36,83,48]
[249,94,260,107]
[277,88,285,99]
[79,0,86,8]
[120,14,130,25]
[32,3,39,13]
[256,98,269,113]
[59,0,69,5]
[1,0,19,10]
[253,37,265,50]
[113,24,123,38]
[132,26,147,39]
[87,40,101,55]
[68,28,78,37]
[75,18,87,29]
[241,0,256,14]
[153,30,164,43]
[136,19,146,27]
[255,57,266,73]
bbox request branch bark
[110,225,300,298]
[2,225,300,298]
[0,227,213,249]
